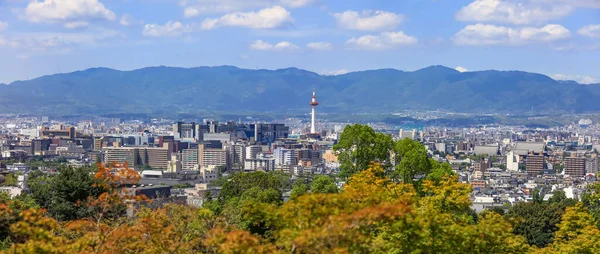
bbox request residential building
[565,157,586,177]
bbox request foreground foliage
[3,162,599,253]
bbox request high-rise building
[399,129,417,140]
[506,151,520,171]
[473,159,491,172]
[251,124,289,144]
[226,143,246,170]
[199,144,229,169]
[103,147,168,169]
[245,145,263,160]
[181,149,199,171]
[41,126,76,139]
[104,147,140,168]
[143,147,169,170]
[173,122,200,140]
[94,137,104,151]
[526,155,545,175]
[586,157,598,174]
[565,157,586,177]
[244,158,275,172]
[274,148,296,166]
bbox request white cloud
[120,14,142,27]
[332,10,402,31]
[453,24,570,46]
[552,74,599,84]
[455,66,469,72]
[455,0,573,25]
[16,55,29,60]
[0,22,7,32]
[201,6,293,30]
[579,24,600,38]
[322,69,349,76]
[250,40,299,51]
[346,31,417,50]
[143,21,189,37]
[64,21,89,29]
[183,0,312,17]
[307,42,332,51]
[24,0,116,28]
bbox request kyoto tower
[309,91,319,134]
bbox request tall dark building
[526,155,544,175]
[251,124,290,144]
[565,157,586,177]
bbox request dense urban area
[2,92,600,252]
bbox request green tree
[505,201,566,247]
[30,165,106,221]
[310,175,338,194]
[218,171,283,204]
[0,173,17,187]
[426,159,455,184]
[395,145,431,184]
[333,124,394,179]
[290,182,308,199]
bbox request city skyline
[0,0,599,84]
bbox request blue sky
[0,0,599,84]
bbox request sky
[0,0,599,84]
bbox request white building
[274,148,296,166]
[506,151,520,171]
[244,158,275,172]
[245,145,262,160]
[201,165,219,184]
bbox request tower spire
[309,90,319,134]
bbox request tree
[30,165,106,221]
[218,171,283,204]
[551,204,600,253]
[0,173,17,187]
[395,146,431,184]
[310,175,338,194]
[505,201,565,247]
[426,159,455,184]
[333,124,394,179]
[290,182,308,199]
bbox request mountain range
[0,65,598,116]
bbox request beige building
[322,149,338,163]
[103,147,169,170]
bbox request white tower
[309,91,319,134]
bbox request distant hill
[0,65,599,115]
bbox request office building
[244,158,275,172]
[586,157,598,174]
[41,126,76,139]
[143,148,169,170]
[506,151,520,171]
[103,147,168,169]
[274,148,296,166]
[251,123,289,144]
[173,122,200,140]
[199,144,229,169]
[565,157,586,177]
[181,149,199,171]
[104,147,140,168]
[245,145,263,160]
[526,155,545,175]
